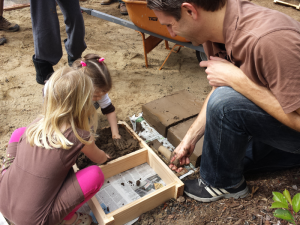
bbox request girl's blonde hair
[73,53,112,92]
[26,67,98,149]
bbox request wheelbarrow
[81,0,207,70]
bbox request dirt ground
[1,0,300,224]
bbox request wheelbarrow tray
[123,0,188,43]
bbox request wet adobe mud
[76,125,140,169]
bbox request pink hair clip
[99,58,105,63]
[80,61,87,67]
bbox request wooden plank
[100,148,148,179]
[146,148,178,185]
[88,197,114,225]
[147,145,184,190]
[109,183,176,225]
[175,183,184,199]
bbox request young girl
[72,53,126,150]
[0,67,107,225]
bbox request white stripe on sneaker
[220,188,229,194]
[211,187,223,195]
[205,187,217,197]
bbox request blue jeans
[200,87,300,189]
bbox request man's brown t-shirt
[0,127,90,225]
[203,0,300,113]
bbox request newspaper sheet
[78,163,165,224]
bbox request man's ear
[181,3,198,20]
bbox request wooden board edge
[88,197,114,225]
[175,183,184,199]
[100,147,148,179]
[108,182,176,225]
[147,145,184,185]
[3,4,30,11]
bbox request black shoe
[184,177,249,202]
[32,55,54,85]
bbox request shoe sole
[184,186,249,203]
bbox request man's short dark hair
[147,0,226,21]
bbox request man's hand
[169,138,195,172]
[200,56,246,88]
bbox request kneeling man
[147,0,300,202]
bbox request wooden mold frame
[88,121,184,225]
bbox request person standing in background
[30,0,86,85]
[100,0,128,15]
[0,0,20,45]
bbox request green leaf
[273,209,295,223]
[273,192,288,205]
[270,202,289,209]
[292,193,300,213]
[283,189,292,205]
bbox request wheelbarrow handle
[81,7,92,15]
[80,6,204,52]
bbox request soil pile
[76,125,140,169]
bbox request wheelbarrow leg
[136,31,163,68]
[165,40,170,50]
[136,31,183,70]
[159,44,183,70]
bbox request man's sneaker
[184,177,249,202]
[0,16,19,32]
